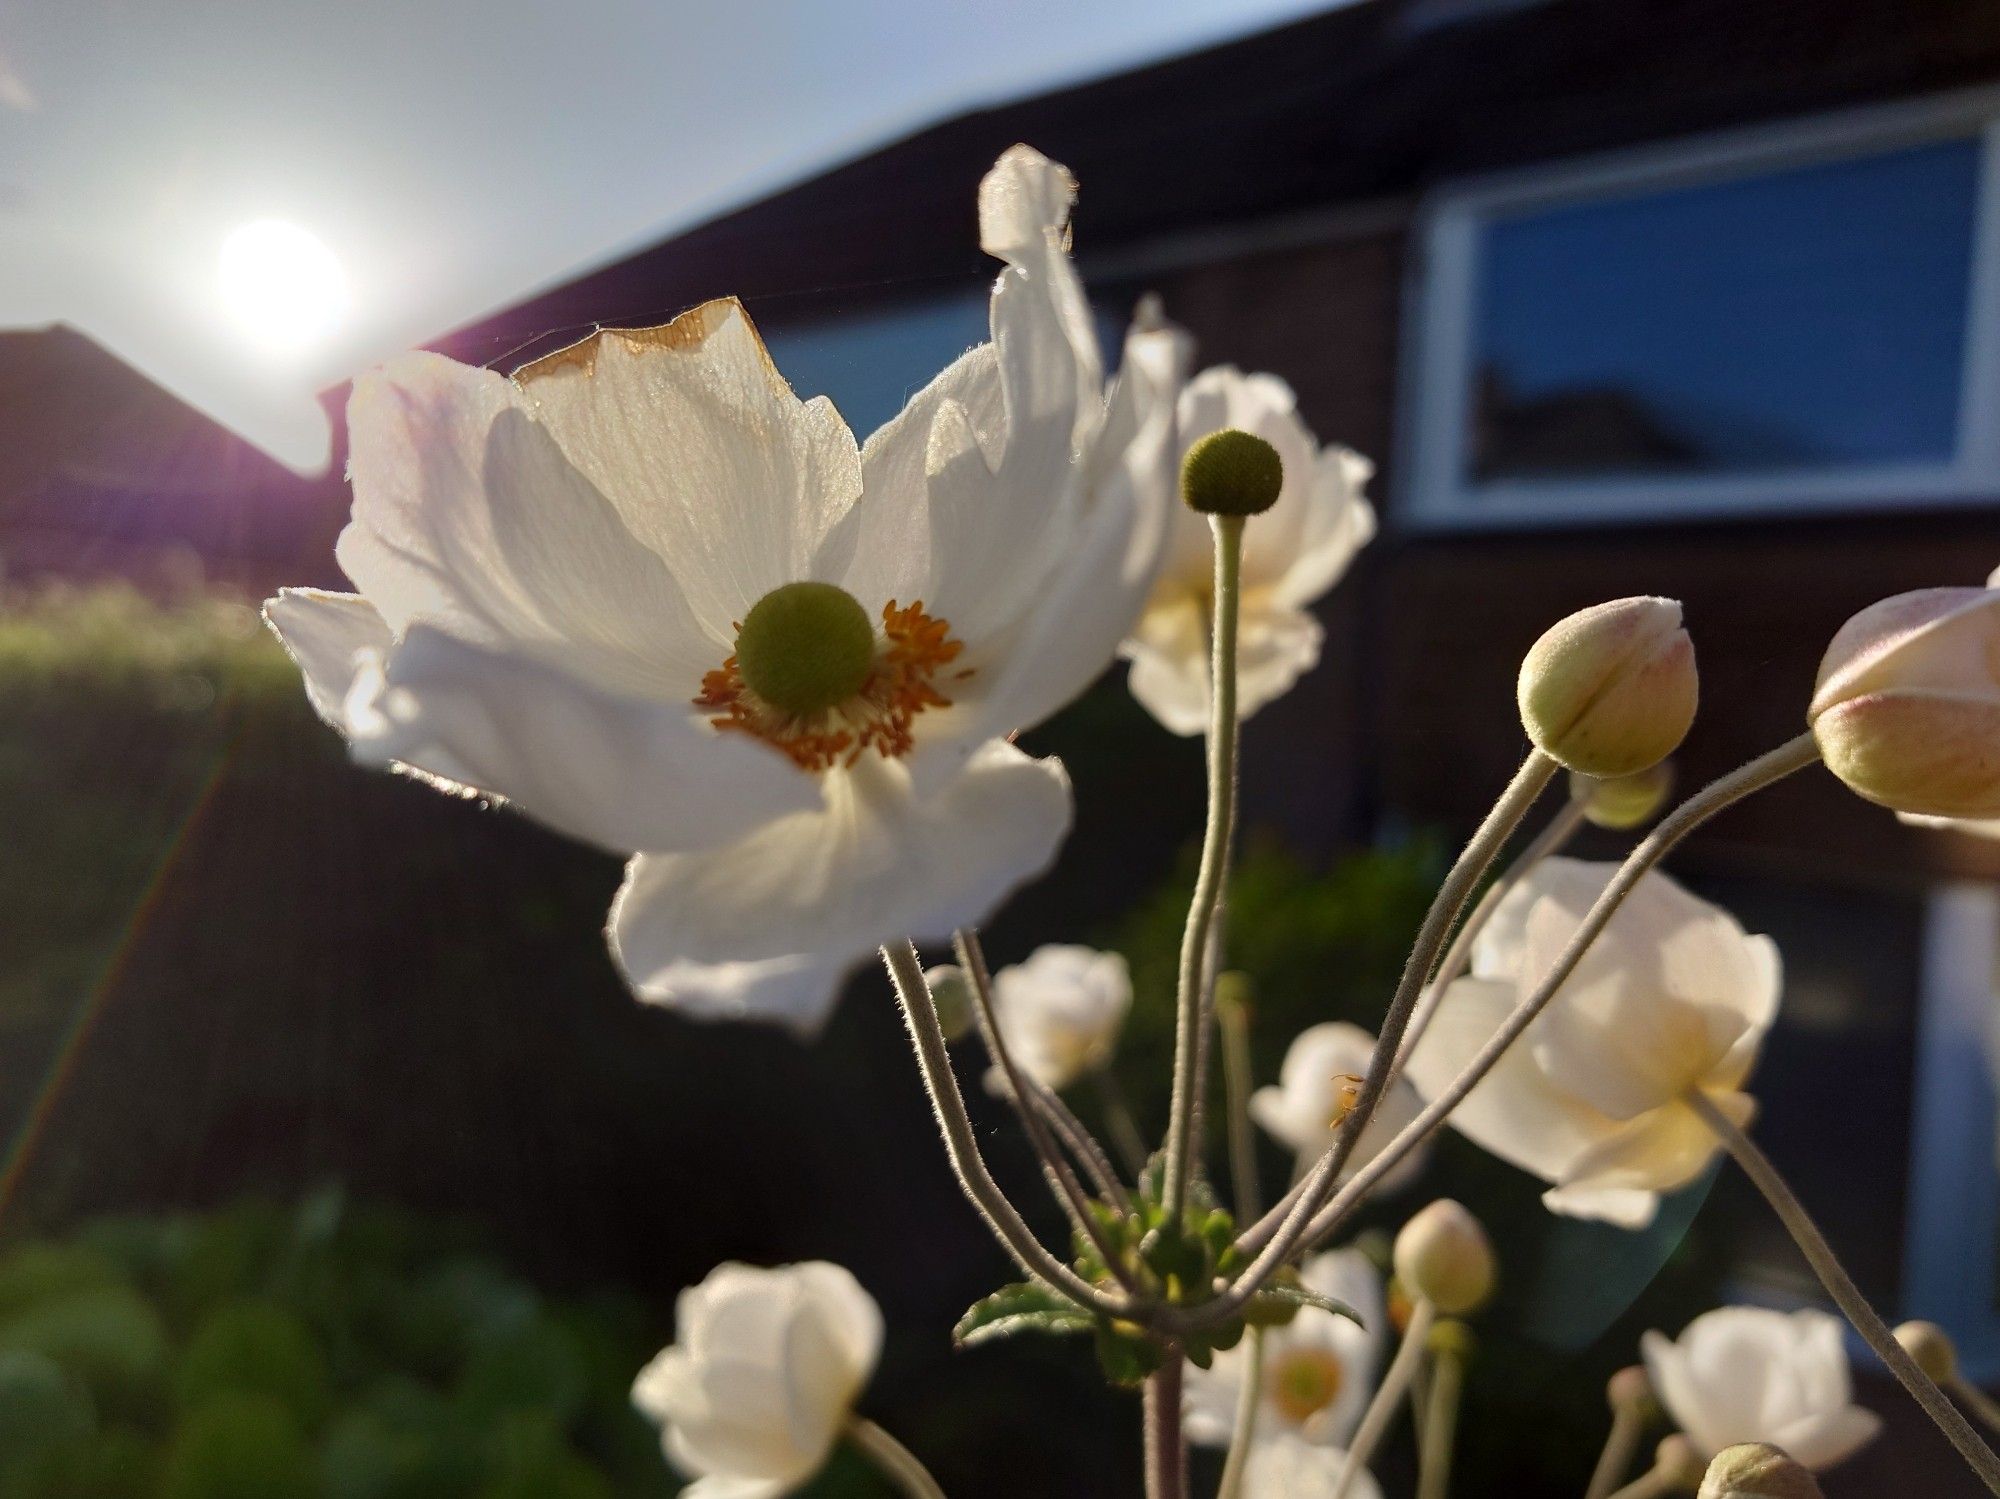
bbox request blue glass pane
[1469,136,1982,481]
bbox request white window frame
[1399,87,2000,530]
[1905,883,2000,1383]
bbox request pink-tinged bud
[1518,599,1697,777]
[1607,1364,1653,1412]
[1809,588,2000,818]
[1655,1435,1707,1491]
[1697,1443,1824,1499]
[1393,1199,1496,1316]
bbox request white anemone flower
[1642,1307,1882,1471]
[265,145,1186,1033]
[1896,563,2000,840]
[984,943,1131,1092]
[1185,1248,1385,1450]
[632,1260,883,1499]
[1405,858,1780,1229]
[1240,1433,1383,1499]
[1250,1021,1428,1192]
[1121,366,1374,735]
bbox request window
[1402,90,2000,527]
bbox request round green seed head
[1181,429,1284,516]
[735,582,875,717]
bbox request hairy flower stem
[1334,1297,1437,1499]
[847,1418,949,1499]
[1391,791,1590,1080]
[1283,733,1825,1256]
[1417,1332,1466,1499]
[1214,975,1264,1499]
[952,930,1139,1291]
[1144,1357,1190,1499]
[1197,750,1559,1324]
[1687,1089,2000,1493]
[1162,515,1247,1225]
[1584,1403,1647,1499]
[881,941,1132,1319]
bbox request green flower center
[1269,1348,1345,1424]
[734,582,876,717]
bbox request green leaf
[1092,1321,1164,1388]
[951,1284,1092,1349]
[1249,1284,1361,1324]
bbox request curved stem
[1200,750,1559,1322]
[880,941,1134,1319]
[1291,733,1824,1252]
[1687,1089,2000,1493]
[1334,1298,1436,1499]
[1417,1333,1465,1499]
[1162,514,1246,1225]
[953,930,1139,1290]
[1144,1356,1189,1499]
[1215,1327,1264,1499]
[1585,1404,1647,1499]
[1392,792,1589,1080]
[847,1417,948,1499]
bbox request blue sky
[0,0,1344,469]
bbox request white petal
[1772,1406,1882,1470]
[1544,1093,1748,1227]
[1121,593,1211,738]
[263,589,390,724]
[1181,1341,1247,1448]
[511,300,864,643]
[1405,976,1616,1188]
[610,742,1072,1032]
[1642,1328,1723,1454]
[342,624,816,855]
[1235,602,1325,721]
[1273,448,1377,612]
[339,352,713,693]
[1240,1434,1383,1499]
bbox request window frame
[1399,87,2000,530]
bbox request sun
[217,219,349,356]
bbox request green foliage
[951,1283,1092,1350]
[0,1196,682,1498]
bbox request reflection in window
[1469,138,1983,483]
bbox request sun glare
[217,219,349,356]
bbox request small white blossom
[265,145,1186,1033]
[1405,858,1780,1229]
[1643,1308,1882,1472]
[632,1261,883,1499]
[1241,1432,1383,1499]
[1121,366,1373,735]
[1249,1021,1427,1191]
[1185,1248,1384,1450]
[986,944,1131,1092]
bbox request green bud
[1697,1443,1824,1499]
[1394,1200,1496,1317]
[1573,763,1677,831]
[1519,597,1697,778]
[735,581,875,716]
[1894,1320,1957,1383]
[922,964,976,1044]
[1181,429,1283,517]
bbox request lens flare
[217,219,349,355]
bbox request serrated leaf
[1251,1284,1362,1323]
[952,1285,1092,1350]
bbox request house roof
[447,0,2000,365]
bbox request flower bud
[1697,1443,1824,1499]
[1809,588,2000,818]
[1572,763,1676,831]
[1655,1434,1707,1491]
[1181,429,1283,516]
[1393,1199,1496,1316]
[1518,598,1697,778]
[1893,1320,1958,1384]
[921,964,977,1044]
